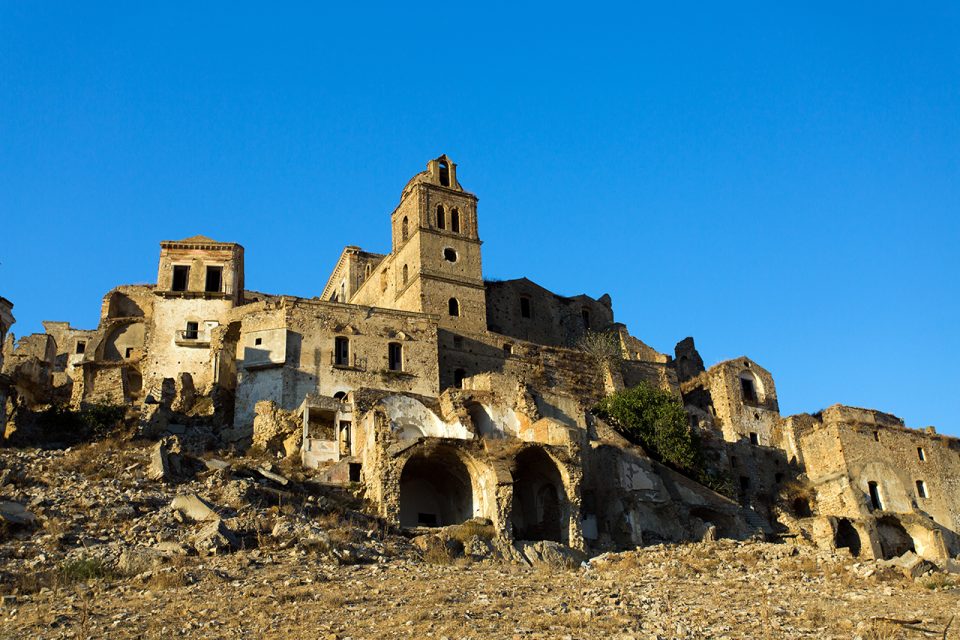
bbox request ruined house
[2,155,957,561]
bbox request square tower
[388,155,487,334]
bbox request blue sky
[1,3,957,434]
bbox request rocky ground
[0,439,956,640]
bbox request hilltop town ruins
[1,155,957,565]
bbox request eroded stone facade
[2,155,956,560]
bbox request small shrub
[60,557,115,584]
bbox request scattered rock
[0,500,37,526]
[171,494,219,522]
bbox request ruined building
[2,155,957,562]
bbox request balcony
[175,329,210,347]
[330,352,367,372]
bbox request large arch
[876,516,916,559]
[399,448,475,528]
[511,446,567,543]
[100,321,145,362]
[835,518,861,557]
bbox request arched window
[436,205,445,229]
[334,336,350,366]
[401,216,409,241]
[388,342,403,371]
[453,368,466,388]
[451,208,460,233]
[333,391,347,401]
[402,264,408,285]
[448,298,460,317]
[364,264,372,279]
[439,160,450,187]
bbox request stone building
[3,155,958,561]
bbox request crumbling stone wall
[485,278,614,348]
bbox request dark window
[334,336,349,366]
[438,160,449,187]
[348,463,362,483]
[740,377,758,403]
[739,476,750,491]
[453,368,466,388]
[254,337,262,345]
[451,208,460,233]
[205,266,223,293]
[503,343,513,355]
[774,472,784,484]
[172,265,190,292]
[388,342,403,371]
[401,216,409,241]
[581,308,590,328]
[125,347,134,359]
[418,512,438,526]
[749,432,759,445]
[917,447,925,461]
[333,391,347,401]
[868,481,883,511]
[448,298,460,317]
[730,456,738,467]
[443,248,457,262]
[184,321,199,340]
[520,296,531,318]
[75,341,86,354]
[873,431,880,442]
[402,264,408,285]
[453,336,463,349]
[436,205,445,229]
[916,480,928,499]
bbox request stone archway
[399,449,474,528]
[877,516,916,559]
[835,518,861,557]
[511,447,566,543]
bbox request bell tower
[389,155,487,334]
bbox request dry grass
[146,569,187,591]
[862,619,906,640]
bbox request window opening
[172,265,190,292]
[125,347,134,359]
[436,205,445,229]
[740,377,758,403]
[205,266,222,293]
[916,480,928,499]
[581,308,590,328]
[438,161,449,187]
[868,481,883,511]
[453,368,466,389]
[451,208,460,233]
[334,336,350,366]
[917,447,925,461]
[184,321,199,340]
[401,216,409,242]
[402,264,408,285]
[388,342,403,371]
[520,296,531,318]
[443,248,457,262]
[75,341,86,355]
[448,298,460,317]
[749,432,759,445]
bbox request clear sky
[1,3,957,435]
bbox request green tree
[594,383,731,495]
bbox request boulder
[0,501,36,527]
[193,518,238,555]
[171,494,218,522]
[518,540,585,570]
[883,551,939,579]
[118,547,165,575]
